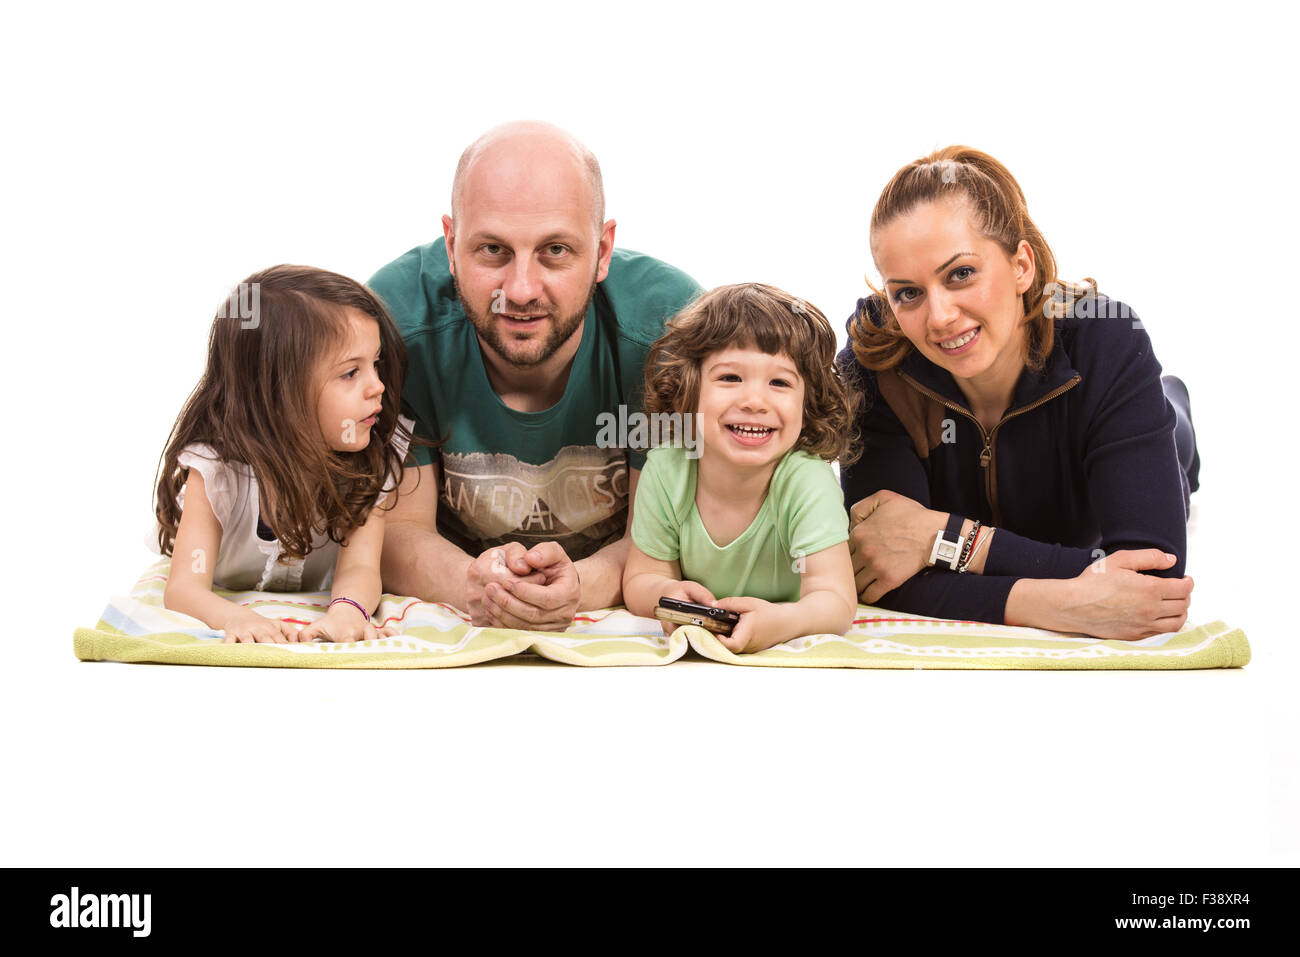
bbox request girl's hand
[656,580,718,635]
[849,490,948,603]
[712,596,781,654]
[222,610,302,644]
[299,604,398,643]
[1061,549,1194,640]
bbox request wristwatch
[928,513,966,571]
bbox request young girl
[154,265,421,644]
[623,283,861,653]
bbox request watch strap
[928,513,966,571]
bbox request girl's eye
[771,378,792,388]
[342,368,359,380]
[949,265,975,282]
[718,373,742,382]
[892,287,920,305]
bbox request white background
[2,0,1296,865]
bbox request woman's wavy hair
[154,265,431,562]
[850,145,1096,372]
[644,282,860,465]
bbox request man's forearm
[380,521,473,609]
[574,535,631,609]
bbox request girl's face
[316,310,385,453]
[695,346,805,473]
[872,197,1035,393]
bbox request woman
[839,147,1199,640]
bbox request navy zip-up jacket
[837,296,1188,624]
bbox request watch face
[939,543,958,560]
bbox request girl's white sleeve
[377,415,416,506]
[175,444,237,531]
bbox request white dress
[150,417,412,592]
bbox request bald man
[370,122,701,630]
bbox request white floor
[3,479,1293,867]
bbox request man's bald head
[450,121,605,235]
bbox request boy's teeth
[940,330,977,350]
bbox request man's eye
[949,265,975,282]
[546,244,568,256]
[893,287,919,305]
[482,244,504,256]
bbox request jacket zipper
[896,372,1082,525]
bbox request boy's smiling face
[695,346,805,474]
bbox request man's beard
[454,272,597,369]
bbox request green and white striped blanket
[72,559,1250,670]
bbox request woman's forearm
[1004,578,1081,631]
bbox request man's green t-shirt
[369,239,700,560]
[631,446,850,603]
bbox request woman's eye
[893,287,920,305]
[949,265,975,282]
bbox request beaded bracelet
[329,596,370,620]
[956,520,983,573]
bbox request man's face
[444,144,615,369]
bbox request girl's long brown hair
[644,282,860,465]
[154,265,427,562]
[850,145,1096,373]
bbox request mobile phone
[654,597,740,635]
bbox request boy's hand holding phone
[653,581,721,635]
[712,596,783,653]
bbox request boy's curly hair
[644,282,860,465]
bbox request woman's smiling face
[872,196,1036,394]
